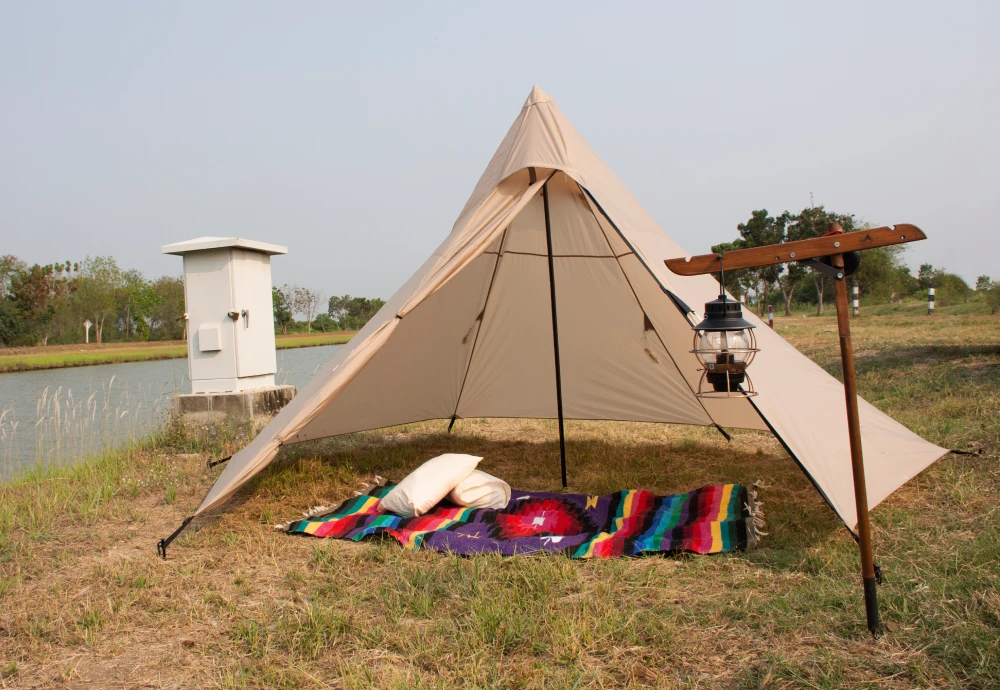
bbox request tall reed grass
[0,376,173,482]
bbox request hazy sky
[2,2,996,298]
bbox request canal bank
[0,331,355,373]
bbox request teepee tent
[192,86,946,533]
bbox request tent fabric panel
[196,317,401,515]
[551,255,711,424]
[547,173,615,257]
[736,322,948,529]
[853,397,948,512]
[288,252,497,442]
[614,254,767,431]
[499,192,548,256]
[456,252,557,419]
[400,171,549,315]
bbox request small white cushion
[380,453,481,517]
[448,470,511,510]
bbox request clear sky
[1,2,996,298]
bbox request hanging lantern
[690,255,758,397]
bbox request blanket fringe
[745,480,768,549]
[273,475,388,532]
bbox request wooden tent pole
[831,248,882,637]
[542,179,568,487]
[662,221,927,636]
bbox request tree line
[0,252,388,348]
[0,255,185,347]
[713,205,1000,316]
[271,285,385,334]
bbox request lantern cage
[690,294,759,399]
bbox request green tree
[735,210,790,315]
[934,273,971,305]
[0,255,28,346]
[312,313,337,332]
[149,276,186,340]
[0,255,26,298]
[853,245,914,303]
[917,264,969,303]
[787,206,856,315]
[917,263,940,290]
[9,263,71,345]
[976,275,992,291]
[0,299,18,347]
[985,281,1000,315]
[75,256,124,343]
[709,239,748,299]
[273,285,294,335]
[120,269,160,340]
[328,294,385,331]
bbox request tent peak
[524,85,554,108]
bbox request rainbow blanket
[286,481,763,558]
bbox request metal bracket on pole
[798,259,844,281]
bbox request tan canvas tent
[192,86,947,534]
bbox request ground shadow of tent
[239,425,842,557]
[175,86,947,550]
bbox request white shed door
[231,250,278,378]
[184,250,238,382]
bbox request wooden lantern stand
[664,223,928,637]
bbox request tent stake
[832,250,882,638]
[542,180,568,488]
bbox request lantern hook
[717,253,727,300]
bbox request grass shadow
[247,420,845,575]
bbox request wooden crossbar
[664,224,926,276]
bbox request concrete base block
[172,385,296,440]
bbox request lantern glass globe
[695,329,752,365]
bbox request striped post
[852,281,859,317]
[767,304,773,329]
[928,284,935,315]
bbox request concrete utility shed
[161,236,296,434]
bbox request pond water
[0,344,342,480]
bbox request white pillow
[448,470,511,510]
[380,453,481,517]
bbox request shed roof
[161,237,288,256]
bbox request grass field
[0,308,996,688]
[0,331,357,373]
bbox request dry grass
[0,310,997,688]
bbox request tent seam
[451,226,507,420]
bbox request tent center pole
[541,178,568,488]
[832,251,882,637]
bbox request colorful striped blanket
[286,481,763,558]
